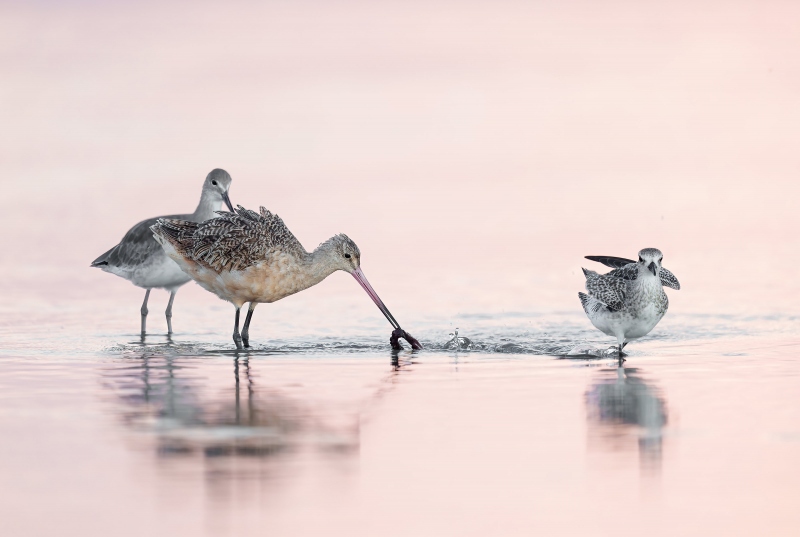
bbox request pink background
[2,2,800,536]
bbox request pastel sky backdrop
[3,0,800,330]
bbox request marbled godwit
[91,169,234,335]
[150,205,421,350]
[578,248,680,358]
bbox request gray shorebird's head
[202,168,235,212]
[637,248,663,277]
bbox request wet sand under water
[1,310,799,537]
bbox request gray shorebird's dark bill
[222,191,234,212]
[352,267,401,330]
[648,262,658,276]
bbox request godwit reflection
[585,366,668,471]
[102,347,414,484]
[108,354,300,462]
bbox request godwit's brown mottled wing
[154,206,305,272]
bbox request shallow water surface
[5,0,800,534]
[2,309,799,536]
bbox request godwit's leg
[165,290,177,335]
[140,289,151,336]
[232,307,243,350]
[241,303,258,348]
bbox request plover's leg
[232,307,243,350]
[140,289,151,336]
[165,290,177,335]
[241,302,258,348]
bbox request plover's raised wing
[586,255,639,282]
[587,254,680,290]
[659,267,680,290]
[582,268,627,311]
[585,255,635,269]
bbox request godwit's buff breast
[168,251,316,308]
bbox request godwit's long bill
[150,205,421,350]
[351,267,399,330]
[91,169,234,336]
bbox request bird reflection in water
[585,366,669,472]
[103,346,415,485]
[111,354,302,464]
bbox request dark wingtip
[585,255,637,270]
[89,261,108,267]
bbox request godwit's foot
[233,333,244,350]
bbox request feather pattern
[91,215,178,270]
[586,255,680,290]
[153,205,306,272]
[658,268,681,290]
[582,268,627,311]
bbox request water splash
[444,328,473,351]
[565,344,619,358]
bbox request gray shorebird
[578,248,680,357]
[150,205,421,350]
[91,169,234,335]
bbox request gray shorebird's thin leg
[232,307,243,350]
[165,291,177,335]
[140,289,151,336]
[241,302,258,348]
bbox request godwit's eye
[212,180,218,186]
[638,256,644,262]
[344,253,351,259]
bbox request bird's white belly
[590,303,665,341]
[128,256,191,290]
